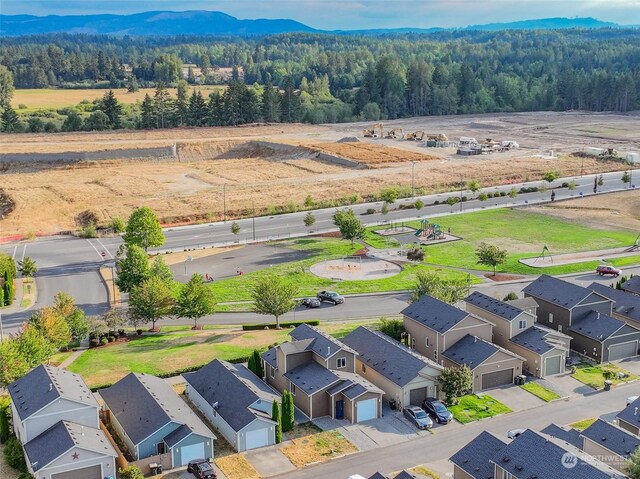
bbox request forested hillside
[0,29,639,132]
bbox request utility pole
[252,201,256,241]
[223,183,227,223]
[459,177,464,212]
[411,162,416,198]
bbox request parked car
[403,405,433,429]
[422,397,454,424]
[507,428,527,439]
[596,265,622,276]
[317,290,345,304]
[301,297,321,308]
[187,459,217,479]
[627,396,639,406]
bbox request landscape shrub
[407,248,425,261]
[414,199,424,210]
[478,193,488,201]
[100,337,108,346]
[487,193,494,198]
[107,335,116,343]
[519,186,539,194]
[378,318,405,342]
[0,396,11,443]
[4,437,27,472]
[365,208,376,215]
[76,209,100,227]
[118,466,145,479]
[499,191,506,197]
[79,224,98,238]
[242,320,320,331]
[89,338,100,348]
[433,200,440,205]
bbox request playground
[309,256,402,280]
[372,219,461,248]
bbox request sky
[2,0,640,29]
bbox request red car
[596,265,622,277]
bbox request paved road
[1,170,637,335]
[271,383,638,479]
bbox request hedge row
[242,320,320,331]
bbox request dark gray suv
[422,397,453,424]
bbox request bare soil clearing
[1,112,638,236]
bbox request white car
[508,428,526,439]
[627,396,639,406]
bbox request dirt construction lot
[0,111,638,236]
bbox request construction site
[0,110,638,236]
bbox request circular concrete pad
[310,258,401,280]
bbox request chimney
[635,407,638,416]
[597,312,601,319]
[474,336,477,343]
[49,383,53,392]
[327,346,330,355]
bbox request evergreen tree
[154,84,171,128]
[140,93,156,129]
[200,53,211,75]
[83,111,110,131]
[281,76,301,123]
[188,90,208,126]
[241,88,261,124]
[272,400,282,444]
[62,110,83,131]
[1,106,22,132]
[262,82,281,122]
[174,80,189,126]
[100,89,122,129]
[126,75,139,93]
[281,390,295,432]
[251,350,264,378]
[3,270,13,306]
[207,91,224,126]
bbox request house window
[519,319,527,330]
[434,351,438,361]
[425,337,429,347]
[361,363,367,373]
[411,338,416,350]
[270,366,275,379]
[336,357,347,369]
[558,325,563,332]
[290,383,296,396]
[549,313,554,323]
[156,442,167,454]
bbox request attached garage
[544,355,562,376]
[52,465,102,479]
[356,398,378,422]
[481,368,514,390]
[409,387,429,406]
[608,341,638,361]
[245,428,270,450]
[179,443,205,466]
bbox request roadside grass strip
[571,363,639,389]
[215,454,260,479]
[569,418,597,431]
[280,431,358,467]
[520,382,561,402]
[449,394,512,424]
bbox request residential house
[581,419,640,472]
[100,373,215,468]
[450,428,625,479]
[617,397,640,436]
[622,276,640,295]
[8,365,117,479]
[464,291,571,377]
[524,275,640,362]
[589,282,640,329]
[442,334,524,391]
[505,296,539,316]
[341,326,443,409]
[261,324,384,423]
[540,423,583,449]
[184,360,278,452]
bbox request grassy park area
[570,363,638,389]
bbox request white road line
[20,244,27,262]
[94,238,114,259]
[11,245,17,259]
[86,239,105,260]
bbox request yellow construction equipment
[406,131,425,141]
[363,122,384,138]
[426,133,448,142]
[385,128,404,139]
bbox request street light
[184,255,193,275]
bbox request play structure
[414,219,446,241]
[310,256,401,281]
[626,233,640,253]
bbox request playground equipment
[533,245,553,264]
[414,219,446,241]
[625,233,640,253]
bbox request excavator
[363,123,384,138]
[385,128,404,139]
[406,131,425,141]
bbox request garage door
[245,428,270,450]
[544,355,562,376]
[409,387,429,406]
[609,341,638,361]
[481,369,514,390]
[180,443,205,466]
[52,465,101,479]
[356,398,377,422]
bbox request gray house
[101,373,215,468]
[449,431,506,479]
[341,326,443,409]
[524,275,640,362]
[8,365,117,479]
[184,360,278,452]
[589,282,640,328]
[617,397,640,436]
[622,276,640,295]
[581,419,640,472]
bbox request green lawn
[448,394,512,424]
[571,363,639,389]
[365,209,639,275]
[68,320,380,388]
[520,382,561,402]
[49,350,74,367]
[208,238,477,302]
[569,418,597,431]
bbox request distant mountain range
[0,11,631,37]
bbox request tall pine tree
[101,89,122,129]
[140,93,155,129]
[262,82,281,122]
[188,91,208,126]
[281,77,301,123]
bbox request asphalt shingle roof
[261,348,277,369]
[523,274,600,309]
[401,295,470,333]
[465,291,525,321]
[184,360,278,432]
[290,323,357,358]
[589,282,640,325]
[164,424,193,448]
[341,327,442,387]
[568,310,625,341]
[504,297,539,312]
[622,276,640,295]
[541,424,583,449]
[284,361,340,395]
[8,365,98,421]
[491,429,615,479]
[24,421,116,471]
[442,335,499,369]
[100,373,214,445]
[368,474,387,479]
[450,431,506,479]
[617,398,640,429]
[510,326,556,354]
[582,419,640,458]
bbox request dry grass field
[307,142,439,166]
[12,86,226,111]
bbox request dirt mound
[337,137,360,143]
[0,188,16,219]
[307,142,438,167]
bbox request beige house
[261,324,383,423]
[342,326,443,409]
[581,419,640,473]
[464,292,571,377]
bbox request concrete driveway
[486,384,546,412]
[537,372,594,398]
[243,445,296,477]
[615,357,640,376]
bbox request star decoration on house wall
[72,452,80,460]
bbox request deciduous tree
[475,242,508,276]
[250,274,299,329]
[18,256,37,278]
[411,271,468,303]
[174,273,216,329]
[333,209,366,247]
[115,243,150,292]
[438,366,473,405]
[124,206,165,250]
[128,276,175,330]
